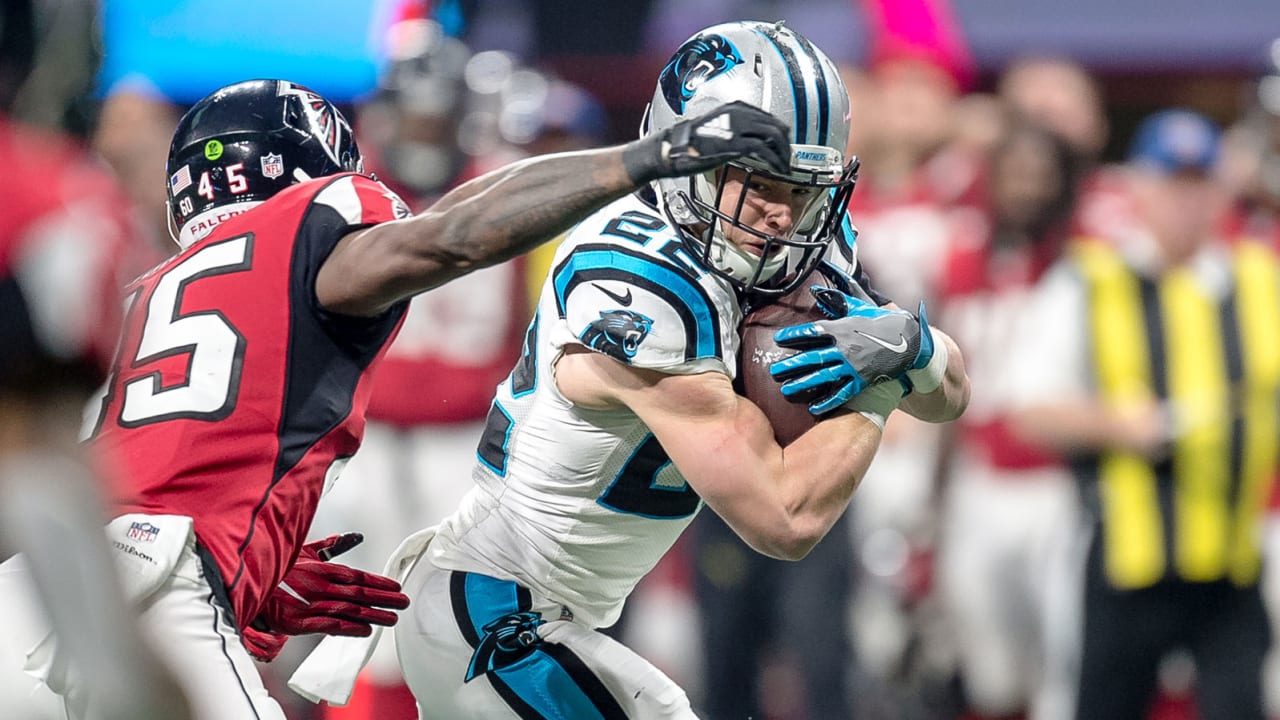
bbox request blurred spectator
[933,114,1080,720]
[1219,38,1280,249]
[998,58,1108,164]
[1009,109,1274,720]
[92,76,185,254]
[839,2,982,711]
[501,73,609,303]
[843,0,976,374]
[997,57,1142,248]
[0,0,190,717]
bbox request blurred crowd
[10,0,1280,718]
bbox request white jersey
[426,194,744,628]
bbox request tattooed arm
[316,101,792,317]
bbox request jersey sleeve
[550,243,732,375]
[295,173,414,349]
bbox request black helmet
[166,79,362,247]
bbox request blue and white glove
[769,287,942,417]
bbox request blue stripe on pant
[450,571,628,720]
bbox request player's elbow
[757,517,825,561]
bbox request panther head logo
[659,34,744,114]
[580,309,654,362]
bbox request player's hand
[624,101,791,183]
[769,288,925,415]
[252,533,410,638]
[241,623,288,663]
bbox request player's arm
[556,347,884,561]
[316,102,792,317]
[896,327,969,423]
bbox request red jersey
[1223,201,1280,250]
[0,117,141,390]
[939,225,1061,471]
[91,173,409,628]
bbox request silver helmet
[644,20,857,296]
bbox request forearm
[323,147,645,316]
[444,149,634,248]
[1008,399,1158,456]
[395,148,640,292]
[619,369,885,562]
[771,412,884,557]
[703,405,884,562]
[899,330,969,422]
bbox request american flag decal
[170,165,192,194]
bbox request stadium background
[16,0,1280,719]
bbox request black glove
[623,101,791,183]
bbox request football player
[0,75,789,720]
[292,21,970,717]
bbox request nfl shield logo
[260,153,284,180]
[127,522,160,543]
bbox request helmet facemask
[660,152,858,298]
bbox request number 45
[90,234,253,434]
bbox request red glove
[253,533,410,638]
[241,623,287,663]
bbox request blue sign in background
[98,0,395,103]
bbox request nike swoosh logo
[593,283,633,306]
[854,330,909,353]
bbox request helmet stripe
[754,28,808,145]
[792,32,831,147]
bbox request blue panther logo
[580,309,654,361]
[659,34,743,114]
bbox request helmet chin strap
[705,221,788,285]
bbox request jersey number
[116,234,253,427]
[597,435,700,519]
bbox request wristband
[621,135,668,185]
[905,327,948,395]
[847,379,906,430]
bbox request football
[738,271,839,445]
